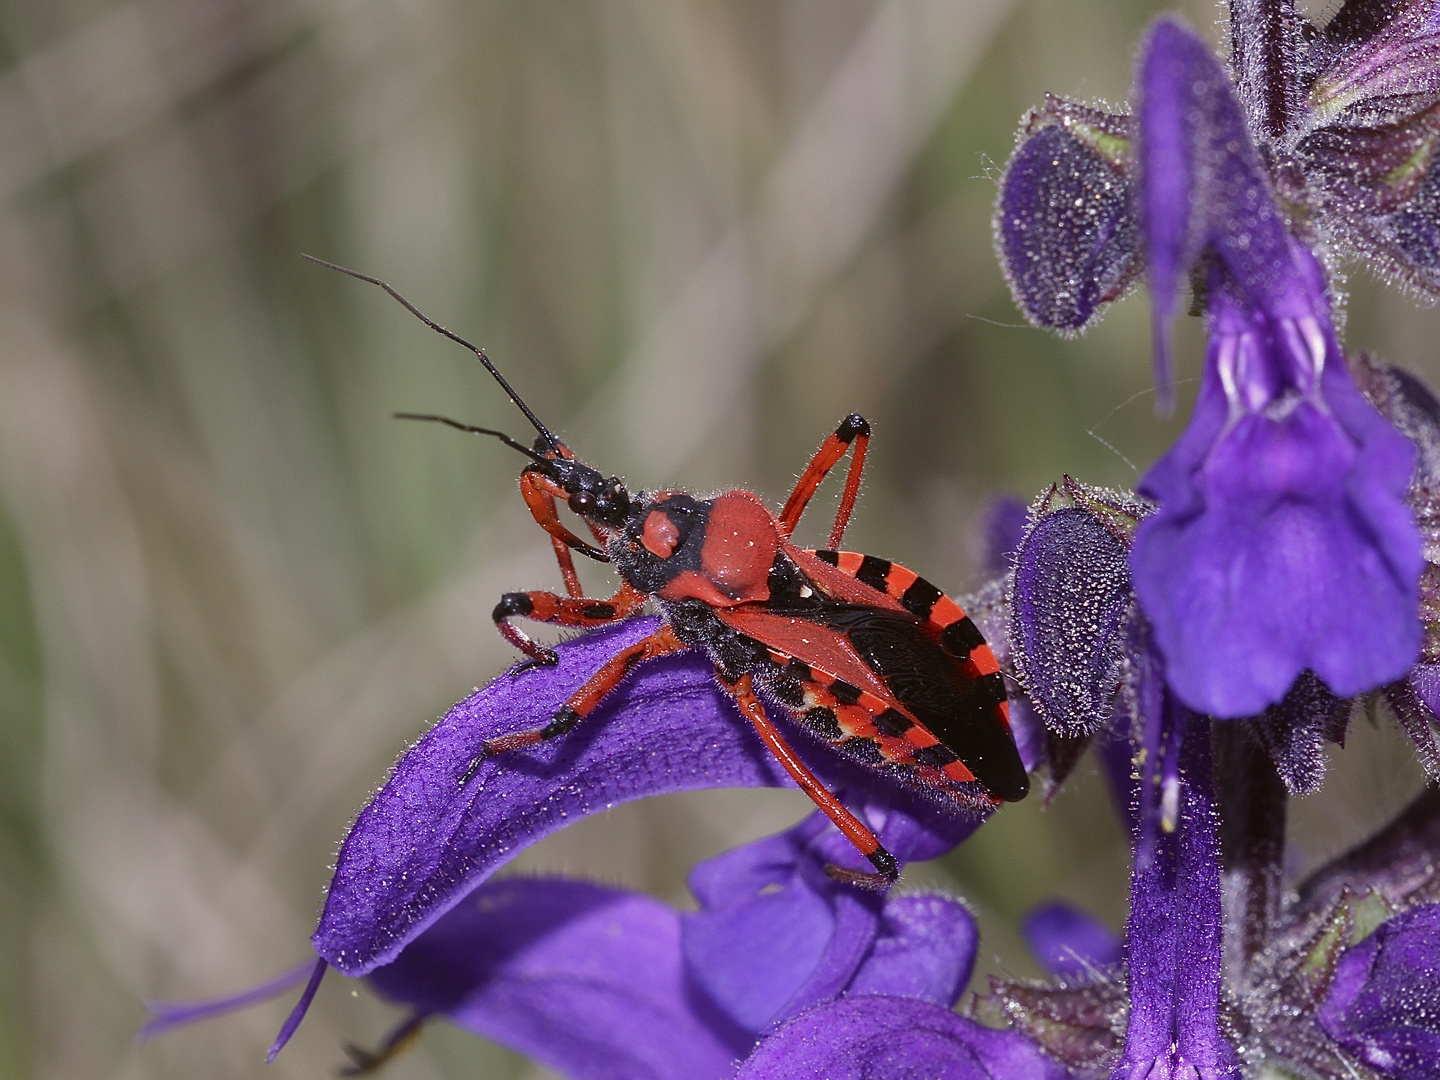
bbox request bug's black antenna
[393,412,551,466]
[303,254,562,452]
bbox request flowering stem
[1213,723,1287,970]
[1228,0,1299,142]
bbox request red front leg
[519,469,609,564]
[493,581,647,666]
[776,413,871,549]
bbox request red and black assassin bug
[307,255,1029,887]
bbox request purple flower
[359,810,983,1078]
[1130,17,1422,718]
[287,615,979,1062]
[1317,904,1440,1080]
[735,996,1072,1080]
[1023,901,1122,978]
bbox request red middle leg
[471,626,687,770]
[493,581,647,665]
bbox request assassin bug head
[303,254,633,548]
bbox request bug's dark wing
[716,603,1029,802]
[817,604,1028,802]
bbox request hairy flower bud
[994,96,1140,333]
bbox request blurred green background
[0,0,1434,1076]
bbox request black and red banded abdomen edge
[809,550,1029,802]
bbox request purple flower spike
[1318,903,1440,1080]
[314,617,960,977]
[367,877,746,1080]
[1132,18,1422,718]
[1023,901,1122,978]
[735,995,1073,1080]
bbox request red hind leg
[493,581,647,665]
[776,414,870,549]
[721,671,898,888]
[465,626,687,781]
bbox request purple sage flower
[233,615,980,1063]
[1023,901,1123,978]
[1317,903,1440,1080]
[1131,17,1422,719]
[357,808,983,1077]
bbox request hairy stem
[1213,720,1288,973]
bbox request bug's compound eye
[568,490,598,515]
[641,509,682,558]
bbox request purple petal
[1354,357,1440,487]
[1318,903,1440,1080]
[1116,711,1238,1080]
[315,617,977,976]
[982,495,1030,577]
[1022,901,1122,977]
[735,995,1073,1080]
[845,894,978,1006]
[682,817,864,1033]
[367,877,746,1080]
[1133,283,1421,717]
[1136,19,1207,404]
[1138,19,1297,324]
[682,803,981,1031]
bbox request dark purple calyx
[1009,478,1149,741]
[995,96,1141,334]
